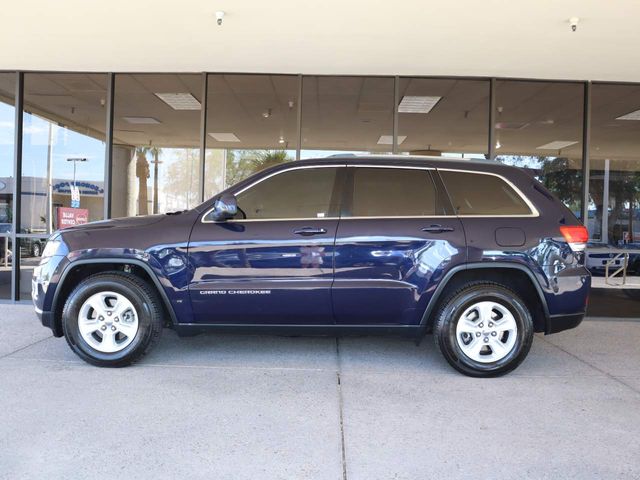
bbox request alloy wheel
[455,300,518,363]
[78,291,139,353]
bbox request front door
[332,165,466,325]
[188,165,344,325]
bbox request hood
[61,214,166,233]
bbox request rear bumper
[546,312,585,334]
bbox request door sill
[174,323,422,337]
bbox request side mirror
[211,193,238,221]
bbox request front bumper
[35,306,62,336]
[32,254,67,338]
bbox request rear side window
[349,167,443,217]
[236,167,340,219]
[439,170,533,216]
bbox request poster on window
[57,207,89,229]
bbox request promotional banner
[57,207,89,229]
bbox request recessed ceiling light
[208,132,241,142]
[495,122,529,130]
[616,109,640,121]
[377,135,406,145]
[122,116,161,124]
[155,93,201,110]
[398,96,441,114]
[536,140,578,150]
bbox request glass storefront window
[21,74,107,233]
[0,73,15,299]
[2,72,640,304]
[204,74,298,198]
[300,76,394,158]
[19,73,108,295]
[397,78,489,157]
[113,74,202,217]
[589,84,640,247]
[494,80,584,219]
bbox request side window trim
[436,167,540,218]
[201,164,346,223]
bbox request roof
[285,155,519,173]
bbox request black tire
[433,282,534,377]
[62,271,164,367]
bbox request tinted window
[440,170,532,215]
[350,167,441,217]
[236,167,339,219]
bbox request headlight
[41,235,68,260]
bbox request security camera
[569,17,579,32]
[215,11,225,26]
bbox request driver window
[236,167,340,220]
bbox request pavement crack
[539,336,640,396]
[335,338,348,480]
[0,335,52,361]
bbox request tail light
[560,225,589,252]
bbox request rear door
[332,165,466,325]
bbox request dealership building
[0,1,639,314]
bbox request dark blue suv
[32,156,590,377]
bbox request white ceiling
[1,0,639,82]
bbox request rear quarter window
[439,170,534,216]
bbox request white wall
[1,0,639,82]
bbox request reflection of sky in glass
[0,101,14,178]
[22,112,104,182]
[300,150,363,159]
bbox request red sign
[57,207,89,229]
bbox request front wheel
[62,272,164,367]
[433,282,534,377]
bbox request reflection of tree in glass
[163,149,200,211]
[539,157,582,214]
[225,150,292,187]
[588,165,640,244]
[135,147,151,216]
[501,155,640,243]
[498,155,582,214]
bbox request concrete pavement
[1,304,639,479]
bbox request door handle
[421,224,455,233]
[293,227,328,236]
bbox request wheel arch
[420,263,550,334]
[50,258,179,337]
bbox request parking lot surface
[1,303,639,479]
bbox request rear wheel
[434,282,534,377]
[62,272,164,367]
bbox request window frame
[437,168,540,218]
[201,163,539,223]
[201,164,345,223]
